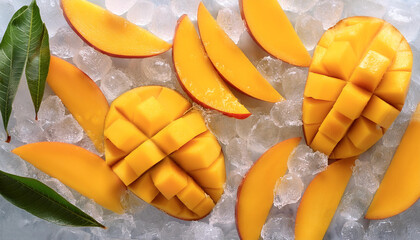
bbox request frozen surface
[0,0,420,239]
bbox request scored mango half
[104,86,225,220]
[303,17,412,159]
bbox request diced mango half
[104,86,225,220]
[303,17,412,159]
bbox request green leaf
[0,0,50,134]
[26,24,50,118]
[0,169,105,228]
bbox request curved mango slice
[173,15,251,119]
[239,0,311,67]
[303,17,412,159]
[236,137,301,240]
[11,142,126,214]
[47,56,109,153]
[366,103,420,219]
[295,157,356,240]
[197,3,283,103]
[61,0,171,58]
[104,86,225,220]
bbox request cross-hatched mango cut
[104,86,225,220]
[303,17,412,159]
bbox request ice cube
[182,221,224,240]
[382,115,409,149]
[313,0,344,29]
[225,229,240,240]
[287,144,328,177]
[270,100,302,128]
[37,95,66,124]
[235,114,258,139]
[140,56,173,83]
[369,145,394,177]
[37,0,67,37]
[384,7,419,43]
[278,0,320,13]
[209,193,236,227]
[0,1,14,36]
[273,173,304,208]
[45,115,84,143]
[100,68,133,102]
[344,0,386,18]
[50,27,84,59]
[339,185,373,221]
[76,134,103,157]
[352,159,379,193]
[10,118,45,144]
[214,0,238,8]
[170,0,201,20]
[280,67,307,101]
[261,215,294,240]
[225,138,253,175]
[43,178,76,204]
[341,221,365,240]
[206,113,238,145]
[247,116,280,154]
[127,0,156,26]
[105,0,136,15]
[0,142,29,176]
[51,228,91,240]
[366,220,396,240]
[216,8,246,44]
[161,221,189,239]
[256,56,284,84]
[295,14,324,51]
[73,46,113,82]
[148,5,177,42]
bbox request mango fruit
[303,17,412,159]
[104,86,225,220]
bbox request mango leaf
[0,169,105,228]
[26,24,50,119]
[0,0,49,136]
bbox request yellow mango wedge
[47,56,109,153]
[12,142,126,214]
[239,0,311,67]
[303,17,412,159]
[295,157,356,240]
[173,15,251,119]
[366,103,420,219]
[61,0,171,57]
[236,137,301,240]
[197,3,283,103]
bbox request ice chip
[247,116,280,154]
[344,0,386,19]
[38,95,66,124]
[105,0,136,15]
[52,228,91,240]
[209,193,236,227]
[10,118,45,144]
[226,138,252,175]
[352,159,379,193]
[0,1,14,36]
[261,215,294,240]
[339,185,373,221]
[183,221,224,240]
[100,68,133,101]
[314,0,344,30]
[279,0,320,13]
[295,14,324,51]
[214,0,238,8]
[37,0,67,36]
[0,142,29,176]
[43,178,76,205]
[384,7,419,43]
[367,220,396,240]
[206,112,237,145]
[273,172,304,208]
[256,56,283,84]
[280,67,307,101]
[216,8,245,44]
[287,144,328,177]
[50,27,84,59]
[170,0,200,20]
[149,5,177,42]
[45,115,84,143]
[270,100,302,128]
[235,114,258,139]
[369,145,394,177]
[127,0,156,26]
[73,46,113,82]
[341,221,365,240]
[161,221,189,239]
[141,56,173,83]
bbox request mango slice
[239,0,311,67]
[295,157,356,240]
[366,103,420,219]
[12,142,126,214]
[173,15,250,119]
[303,17,412,159]
[105,86,225,220]
[236,138,301,240]
[61,0,171,57]
[197,3,283,103]
[47,56,109,153]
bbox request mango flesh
[104,86,225,220]
[61,0,171,57]
[197,3,283,103]
[295,157,356,240]
[366,103,420,219]
[12,142,126,214]
[303,17,412,159]
[239,0,311,67]
[235,137,301,240]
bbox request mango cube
[150,158,188,200]
[304,72,346,101]
[322,41,357,80]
